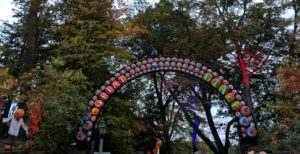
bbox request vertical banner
[192,119,200,152]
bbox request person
[2,109,28,150]
[247,146,271,154]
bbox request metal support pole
[99,136,103,154]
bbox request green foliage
[259,56,300,152]
[0,68,17,99]
[0,0,299,153]
[101,99,138,153]
[22,59,90,153]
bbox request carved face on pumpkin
[14,109,24,119]
[91,108,99,116]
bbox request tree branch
[221,62,241,73]
[249,55,269,77]
[224,119,235,152]
[192,87,225,153]
[245,56,253,68]
[169,89,220,154]
[237,0,248,28]
[229,52,238,61]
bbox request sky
[0,0,294,23]
[0,0,15,23]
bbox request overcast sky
[0,0,294,23]
[0,0,15,23]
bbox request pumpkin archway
[76,57,258,144]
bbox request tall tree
[19,60,91,153]
[23,0,42,72]
[126,1,238,153]
[259,55,300,152]
[191,0,288,119]
[51,0,134,87]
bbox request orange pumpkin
[95,100,104,109]
[76,131,87,142]
[4,145,15,150]
[91,108,99,116]
[83,121,93,131]
[14,109,24,118]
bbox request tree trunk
[24,0,41,72]
[290,0,299,58]
[237,53,256,118]
[152,73,172,154]
[201,90,225,154]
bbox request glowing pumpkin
[91,108,100,116]
[246,127,257,137]
[76,131,87,142]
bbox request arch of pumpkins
[76,57,258,142]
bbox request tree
[189,0,288,120]
[259,53,300,152]
[1,0,138,152]
[19,59,90,153]
[23,0,42,72]
[164,76,235,154]
[0,0,51,76]
[125,1,237,153]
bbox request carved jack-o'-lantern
[246,127,258,137]
[91,108,100,116]
[211,78,222,88]
[14,109,24,119]
[118,76,127,84]
[225,93,235,103]
[203,73,212,82]
[83,121,93,131]
[105,86,115,95]
[240,106,251,116]
[95,100,104,109]
[218,84,229,95]
[76,131,87,142]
